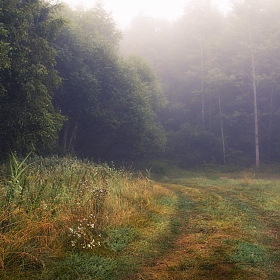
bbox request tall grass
[0,155,175,279]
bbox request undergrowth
[0,155,176,279]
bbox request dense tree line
[121,0,280,167]
[0,0,64,156]
[1,0,280,168]
[0,0,165,163]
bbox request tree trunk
[208,88,212,132]
[68,122,78,154]
[62,124,68,154]
[251,51,260,168]
[268,88,274,161]
[200,40,205,129]
[248,20,260,168]
[218,91,226,165]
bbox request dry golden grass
[0,157,176,279]
[4,157,278,279]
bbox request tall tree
[54,4,166,162]
[0,0,64,157]
[229,0,279,167]
[206,69,232,165]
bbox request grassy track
[134,174,280,280]
[1,158,280,279]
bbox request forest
[1,0,280,168]
[1,1,280,279]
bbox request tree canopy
[0,0,64,157]
[1,0,280,168]
[0,0,166,164]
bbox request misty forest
[0,0,280,168]
[1,1,280,279]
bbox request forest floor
[128,173,280,280]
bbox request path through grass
[133,173,280,280]
[1,158,280,279]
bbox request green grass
[138,170,280,280]
[1,159,280,279]
[41,254,130,280]
[0,155,177,279]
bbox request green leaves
[53,4,166,162]
[4,152,32,211]
[0,0,64,157]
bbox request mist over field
[1,1,280,279]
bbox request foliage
[4,152,32,209]
[2,0,280,167]
[0,1,166,164]
[0,0,65,157]
[53,4,166,162]
[106,226,137,252]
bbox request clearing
[129,173,280,280]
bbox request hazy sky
[61,0,230,29]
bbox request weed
[4,153,32,209]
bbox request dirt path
[128,181,280,280]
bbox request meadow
[0,156,280,279]
[141,169,280,280]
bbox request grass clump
[42,254,129,280]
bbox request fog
[3,0,279,168]
[61,0,231,29]
[119,0,280,167]
[59,0,280,167]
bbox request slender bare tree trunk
[251,51,260,168]
[200,41,205,129]
[268,88,274,161]
[63,124,68,154]
[68,122,78,154]
[248,19,260,168]
[218,92,226,165]
[208,88,212,132]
